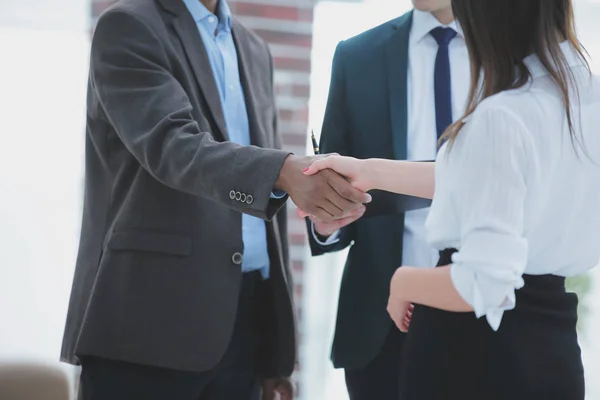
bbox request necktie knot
[430,27,457,47]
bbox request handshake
[275,154,370,236]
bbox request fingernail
[302,168,309,173]
[365,194,372,203]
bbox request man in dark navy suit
[304,1,470,398]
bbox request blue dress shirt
[182,0,276,278]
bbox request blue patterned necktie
[430,27,457,139]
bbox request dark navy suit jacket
[308,12,414,370]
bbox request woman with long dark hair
[304,0,600,398]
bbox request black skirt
[398,249,585,400]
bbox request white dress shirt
[314,10,471,269]
[402,10,469,267]
[426,41,600,331]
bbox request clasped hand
[295,155,372,233]
[303,155,372,192]
[279,154,372,223]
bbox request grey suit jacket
[60,0,296,377]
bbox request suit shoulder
[339,12,412,55]
[232,19,271,57]
[95,0,162,31]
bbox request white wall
[0,0,90,384]
[0,0,89,32]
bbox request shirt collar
[523,41,585,78]
[410,9,463,45]
[182,0,232,32]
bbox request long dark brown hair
[442,0,590,151]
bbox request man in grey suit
[60,0,369,399]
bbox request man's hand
[262,378,294,400]
[297,206,366,237]
[275,155,371,222]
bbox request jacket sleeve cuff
[311,222,340,246]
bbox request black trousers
[398,250,585,400]
[345,325,405,400]
[79,272,263,400]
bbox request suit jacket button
[246,195,254,205]
[235,192,242,201]
[232,252,243,265]
[240,193,247,203]
[229,190,236,200]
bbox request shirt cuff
[311,222,340,246]
[270,190,286,199]
[449,257,524,331]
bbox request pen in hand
[311,130,320,155]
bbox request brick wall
[91,0,314,394]
[227,1,314,393]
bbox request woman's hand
[262,378,294,400]
[303,155,372,192]
[387,268,414,333]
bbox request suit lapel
[158,0,229,140]
[232,20,268,149]
[385,12,413,160]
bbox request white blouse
[425,41,600,330]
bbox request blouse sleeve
[448,105,535,331]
